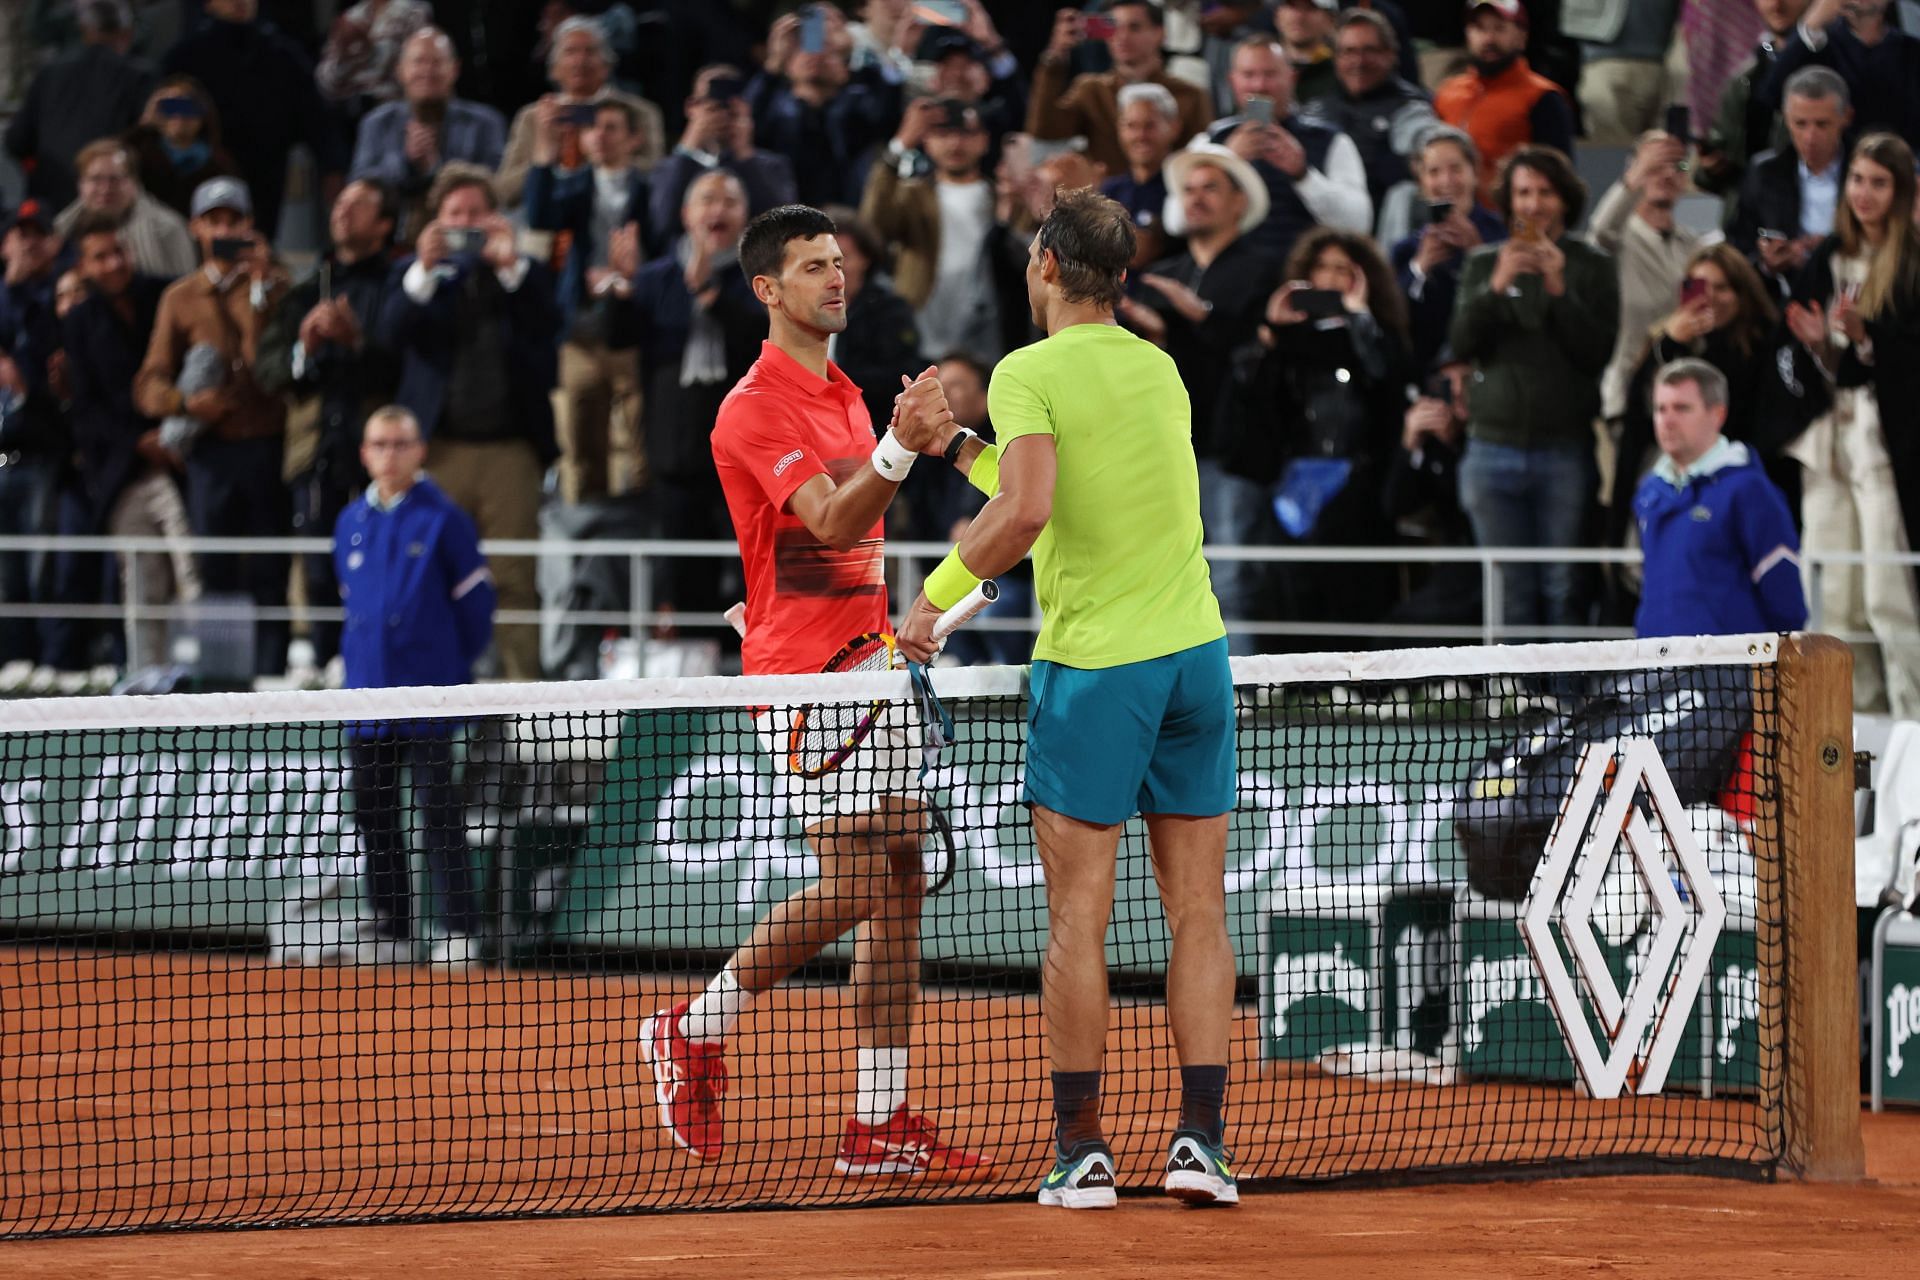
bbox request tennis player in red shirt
[640,204,991,1180]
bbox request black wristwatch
[942,428,977,466]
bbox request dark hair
[739,203,838,284]
[1106,0,1166,27]
[1036,187,1135,308]
[1679,243,1777,357]
[426,161,498,216]
[1493,144,1587,230]
[69,210,125,246]
[593,98,639,132]
[148,74,225,148]
[1283,225,1409,343]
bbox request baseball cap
[1466,0,1528,24]
[190,176,252,219]
[2,198,52,234]
[916,27,984,63]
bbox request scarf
[162,139,212,174]
[675,235,740,388]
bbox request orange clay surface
[4,945,1917,1276]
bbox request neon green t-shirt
[987,322,1226,669]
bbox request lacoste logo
[773,449,804,477]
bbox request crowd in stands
[1,0,1918,717]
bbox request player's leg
[1137,638,1238,1206]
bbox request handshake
[884,364,963,457]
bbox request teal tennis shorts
[1024,637,1236,826]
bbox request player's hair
[1653,358,1729,413]
[1036,187,1135,309]
[1336,8,1398,54]
[1784,65,1850,113]
[363,405,423,440]
[426,161,499,216]
[739,204,838,284]
[1493,144,1587,230]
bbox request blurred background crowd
[0,0,1916,718]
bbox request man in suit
[377,163,560,680]
[1727,65,1851,297]
[61,213,199,668]
[525,99,654,505]
[348,27,506,245]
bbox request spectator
[649,64,798,248]
[53,140,198,281]
[255,179,402,666]
[1728,65,1851,298]
[377,163,561,681]
[0,200,71,671]
[824,208,923,436]
[1449,145,1620,633]
[5,1,155,211]
[1613,243,1825,542]
[1230,227,1412,641]
[1100,83,1185,270]
[1299,9,1434,225]
[1434,1,1577,206]
[124,75,243,221]
[1027,4,1213,179]
[1759,0,1920,149]
[336,405,495,968]
[1566,0,1683,146]
[1589,132,1703,446]
[315,0,431,114]
[163,0,349,239]
[61,214,200,668]
[350,27,507,245]
[496,15,667,208]
[1783,131,1920,716]
[1390,125,1507,370]
[744,6,903,209]
[1201,36,1372,259]
[1696,0,1811,204]
[1383,347,1483,627]
[525,99,653,506]
[1274,0,1339,108]
[861,98,1001,361]
[1117,143,1284,651]
[626,172,763,619]
[1633,358,1807,637]
[915,17,1029,144]
[1681,1,1772,138]
[133,176,293,675]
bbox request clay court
[5,941,1910,1275]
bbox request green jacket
[1448,236,1620,451]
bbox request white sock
[855,1046,909,1125]
[681,966,748,1045]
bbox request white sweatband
[870,428,918,482]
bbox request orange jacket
[1434,57,1572,205]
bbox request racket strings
[790,636,898,776]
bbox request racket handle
[724,602,748,638]
[932,579,998,642]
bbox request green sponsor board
[1878,940,1920,1104]
[1457,905,1760,1092]
[1263,912,1374,1060]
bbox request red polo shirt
[713,340,888,675]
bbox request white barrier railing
[1,534,1917,667]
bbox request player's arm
[895,434,1054,663]
[785,369,953,551]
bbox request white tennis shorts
[757,704,923,822]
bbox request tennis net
[0,634,1855,1236]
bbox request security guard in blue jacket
[335,405,495,965]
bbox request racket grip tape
[932,579,998,641]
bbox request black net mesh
[0,652,1784,1236]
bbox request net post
[1772,632,1866,1181]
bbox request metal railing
[2,534,1918,673]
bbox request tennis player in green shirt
[897,187,1237,1210]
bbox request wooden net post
[1772,633,1866,1181]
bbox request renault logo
[1520,738,1727,1099]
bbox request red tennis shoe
[639,1001,727,1161]
[834,1106,993,1181]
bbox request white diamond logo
[1519,738,1727,1099]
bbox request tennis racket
[786,580,997,779]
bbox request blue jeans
[1197,459,1272,656]
[1457,441,1597,632]
[0,456,57,666]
